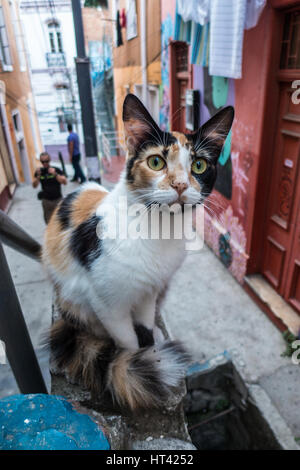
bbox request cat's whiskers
[194,113,229,153]
[202,202,224,228]
[194,133,227,154]
[202,193,227,212]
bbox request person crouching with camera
[32,152,67,224]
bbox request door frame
[247,3,300,276]
[169,40,193,132]
[11,108,32,184]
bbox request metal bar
[0,240,48,394]
[71,0,101,183]
[59,151,68,177]
[0,210,41,262]
[71,0,86,58]
[188,406,236,431]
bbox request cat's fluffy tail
[48,318,191,410]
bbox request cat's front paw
[153,326,165,345]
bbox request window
[134,84,159,124]
[55,84,73,132]
[47,21,63,54]
[134,84,142,100]
[280,11,300,69]
[12,110,21,133]
[147,85,159,125]
[9,0,26,71]
[126,0,137,41]
[0,6,12,70]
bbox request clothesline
[175,0,266,79]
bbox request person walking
[67,124,86,183]
[32,152,67,224]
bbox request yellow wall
[0,157,8,194]
[111,0,161,135]
[1,0,42,183]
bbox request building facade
[0,0,42,211]
[110,0,162,134]
[161,0,300,335]
[20,0,83,161]
[82,5,115,138]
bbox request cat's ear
[195,106,234,163]
[123,94,162,153]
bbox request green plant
[281,330,298,358]
[84,0,108,8]
[214,398,230,413]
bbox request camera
[40,167,49,176]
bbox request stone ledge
[50,302,196,450]
[51,372,195,450]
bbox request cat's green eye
[192,158,208,175]
[147,155,166,171]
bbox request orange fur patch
[43,189,107,274]
[172,132,188,146]
[71,189,108,227]
[43,208,72,274]
[189,173,201,191]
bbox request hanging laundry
[126,0,137,40]
[175,0,267,78]
[190,22,210,66]
[245,0,266,29]
[177,0,210,25]
[190,22,203,63]
[209,0,247,79]
[116,10,123,47]
[174,7,192,43]
[120,8,126,28]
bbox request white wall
[20,0,83,146]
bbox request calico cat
[43,94,234,410]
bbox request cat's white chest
[99,235,185,293]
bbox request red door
[262,9,300,315]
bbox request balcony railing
[46,52,66,68]
[101,131,126,160]
[0,210,48,394]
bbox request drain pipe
[140,0,148,107]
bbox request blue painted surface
[0,394,110,450]
[187,351,231,376]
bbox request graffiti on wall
[160,13,173,131]
[204,205,247,283]
[195,66,250,283]
[89,40,114,133]
[231,150,253,223]
[203,68,232,200]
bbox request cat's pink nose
[171,181,188,195]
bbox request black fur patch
[94,339,116,385]
[126,154,140,183]
[134,323,154,348]
[57,191,78,229]
[49,320,78,369]
[59,307,83,330]
[130,354,169,403]
[190,159,217,201]
[161,340,192,365]
[70,214,102,269]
